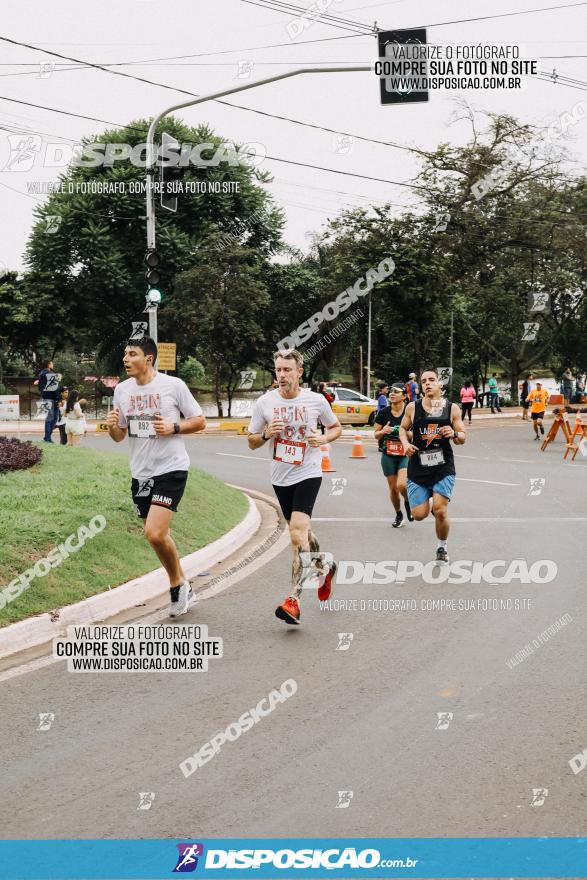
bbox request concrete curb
[0,493,260,661]
[0,419,252,435]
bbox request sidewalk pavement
[0,408,538,437]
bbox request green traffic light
[146,288,163,304]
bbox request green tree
[24,117,284,363]
[164,238,269,415]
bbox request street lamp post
[366,291,372,399]
[144,66,371,342]
[449,307,454,397]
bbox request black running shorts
[531,410,545,421]
[272,477,322,521]
[131,470,188,519]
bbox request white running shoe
[169,582,196,617]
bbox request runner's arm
[248,429,269,450]
[247,402,282,450]
[106,407,127,442]
[317,396,342,444]
[321,418,342,444]
[399,403,418,455]
[176,415,206,434]
[373,412,392,441]
[448,403,466,445]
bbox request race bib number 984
[419,448,445,467]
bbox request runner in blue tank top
[399,368,467,565]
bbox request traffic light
[144,249,160,286]
[160,132,183,213]
[377,28,428,105]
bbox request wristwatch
[173,422,180,434]
[262,428,269,441]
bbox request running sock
[437,539,448,550]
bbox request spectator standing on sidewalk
[406,372,420,402]
[520,374,534,421]
[37,359,61,443]
[376,382,389,414]
[562,368,574,401]
[56,387,69,445]
[318,382,335,434]
[65,390,86,447]
[459,380,476,424]
[488,373,502,413]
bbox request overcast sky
[0,0,586,273]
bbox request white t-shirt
[113,373,202,479]
[248,388,338,486]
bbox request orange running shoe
[275,596,301,625]
[317,561,337,602]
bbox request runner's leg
[386,474,401,512]
[532,414,540,438]
[431,492,450,541]
[407,479,432,521]
[144,505,185,588]
[290,510,312,599]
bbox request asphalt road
[1,419,586,840]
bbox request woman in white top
[56,388,69,445]
[65,390,86,446]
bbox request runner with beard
[374,382,413,528]
[399,368,466,565]
[248,349,342,625]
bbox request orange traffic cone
[349,431,367,459]
[321,444,336,472]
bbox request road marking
[215,452,264,461]
[0,506,289,685]
[501,458,534,464]
[457,477,519,486]
[313,516,587,523]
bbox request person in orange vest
[526,381,550,440]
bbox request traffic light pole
[145,64,370,255]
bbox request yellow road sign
[157,342,176,370]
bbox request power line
[417,0,587,29]
[0,94,425,192]
[241,0,373,34]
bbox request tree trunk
[226,366,237,417]
[214,364,223,417]
[509,356,521,404]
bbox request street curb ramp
[0,493,260,662]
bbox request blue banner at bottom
[0,838,586,879]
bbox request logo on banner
[173,843,204,872]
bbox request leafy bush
[178,356,206,386]
[0,437,42,473]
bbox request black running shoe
[435,547,449,566]
[392,511,404,529]
[540,425,545,435]
[405,499,414,522]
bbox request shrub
[0,437,42,473]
